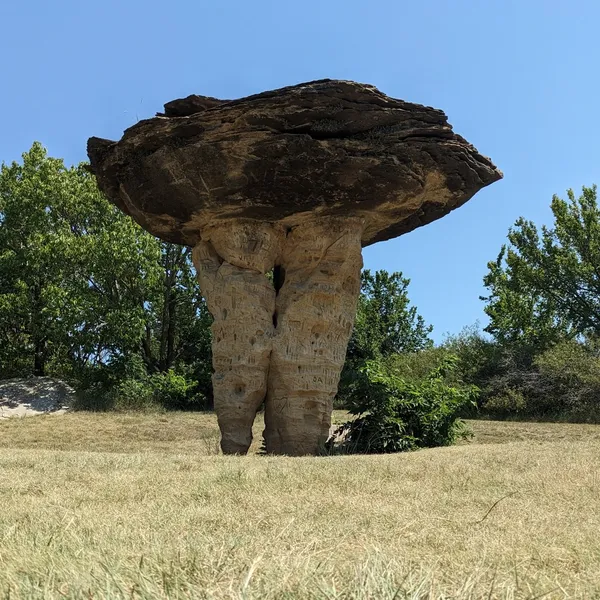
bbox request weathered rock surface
[191,216,363,455]
[88,79,501,248]
[191,221,284,454]
[87,80,502,455]
[265,217,364,455]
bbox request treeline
[0,143,212,409]
[471,183,600,421]
[1,144,599,423]
[340,184,600,424]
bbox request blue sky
[1,0,599,341]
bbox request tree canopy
[482,186,600,353]
[0,143,212,407]
[347,269,432,363]
[476,185,600,420]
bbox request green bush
[73,380,115,411]
[385,347,455,383]
[149,370,207,410]
[113,377,162,411]
[443,324,504,389]
[336,347,447,410]
[532,341,600,420]
[73,367,206,412]
[482,387,527,417]
[534,340,600,387]
[477,340,600,421]
[334,356,478,454]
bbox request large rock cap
[88,79,501,246]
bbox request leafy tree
[482,186,600,354]
[383,346,453,384]
[0,143,213,408]
[0,142,66,375]
[348,269,432,362]
[63,177,163,374]
[137,243,213,405]
[0,143,164,377]
[337,269,432,406]
[476,186,600,421]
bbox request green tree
[337,269,432,406]
[136,243,213,405]
[0,143,213,408]
[0,142,68,375]
[482,186,600,353]
[477,186,600,420]
[0,142,163,377]
[348,269,432,362]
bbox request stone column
[264,217,364,456]
[192,221,284,454]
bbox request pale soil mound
[0,377,72,419]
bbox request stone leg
[264,217,364,455]
[192,221,283,454]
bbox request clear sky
[1,0,599,341]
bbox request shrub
[149,370,207,410]
[334,356,478,454]
[443,324,504,389]
[73,367,206,412]
[534,340,600,387]
[336,348,449,410]
[385,347,456,383]
[533,341,600,420]
[113,377,162,411]
[479,340,600,421]
[72,380,115,411]
[482,387,527,417]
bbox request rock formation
[87,79,502,456]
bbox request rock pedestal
[192,221,282,454]
[87,79,502,456]
[192,217,363,455]
[265,217,363,455]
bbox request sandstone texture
[190,217,363,455]
[191,222,282,454]
[264,217,364,455]
[88,79,501,248]
[87,79,502,455]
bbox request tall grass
[0,413,599,599]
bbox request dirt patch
[0,377,73,419]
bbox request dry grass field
[0,411,599,599]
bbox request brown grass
[464,418,600,446]
[0,412,599,599]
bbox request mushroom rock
[87,79,502,456]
